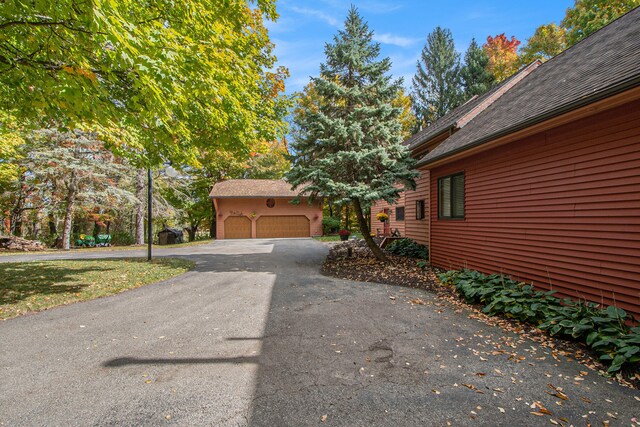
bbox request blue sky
[266,0,574,94]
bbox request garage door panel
[224,216,252,239]
[256,216,310,238]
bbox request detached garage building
[210,179,323,239]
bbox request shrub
[440,268,639,374]
[111,231,135,246]
[338,229,351,236]
[322,216,341,235]
[385,238,428,259]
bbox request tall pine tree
[287,7,417,261]
[411,27,462,128]
[460,38,496,100]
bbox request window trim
[415,200,425,220]
[438,171,465,220]
[395,206,405,221]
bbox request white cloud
[290,6,340,27]
[373,33,419,47]
[271,38,325,92]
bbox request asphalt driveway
[0,239,638,426]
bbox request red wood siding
[370,191,406,236]
[404,171,430,245]
[429,100,640,317]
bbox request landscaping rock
[326,238,373,260]
[0,236,46,252]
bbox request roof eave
[417,76,640,169]
[408,125,455,153]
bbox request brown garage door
[256,216,310,238]
[224,216,252,239]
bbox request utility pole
[147,168,152,261]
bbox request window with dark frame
[416,200,425,220]
[395,206,405,221]
[438,172,465,219]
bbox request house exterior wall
[370,191,406,236]
[369,172,431,242]
[403,171,430,245]
[428,100,640,316]
[214,197,323,239]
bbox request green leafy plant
[111,231,135,246]
[322,216,341,235]
[386,238,428,259]
[599,327,640,373]
[440,268,639,374]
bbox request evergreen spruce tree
[411,27,462,128]
[287,7,417,261]
[460,38,496,100]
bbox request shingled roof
[404,60,540,151]
[418,7,640,166]
[210,179,301,198]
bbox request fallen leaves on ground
[461,383,484,394]
[322,253,639,389]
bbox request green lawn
[0,258,194,319]
[314,233,364,242]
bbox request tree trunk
[188,222,198,242]
[61,173,78,250]
[11,213,23,237]
[353,198,387,262]
[210,199,216,238]
[10,174,26,236]
[33,218,40,238]
[328,200,333,217]
[135,168,146,245]
[48,213,57,235]
[345,204,350,229]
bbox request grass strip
[0,257,194,319]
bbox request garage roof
[210,179,302,198]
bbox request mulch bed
[322,250,639,389]
[322,253,438,291]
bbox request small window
[438,172,464,219]
[266,198,275,208]
[395,206,405,221]
[416,200,425,220]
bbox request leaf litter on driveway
[322,253,640,425]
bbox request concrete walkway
[0,239,638,426]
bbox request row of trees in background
[1,131,290,247]
[410,0,638,129]
[0,0,292,248]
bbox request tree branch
[0,19,105,35]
